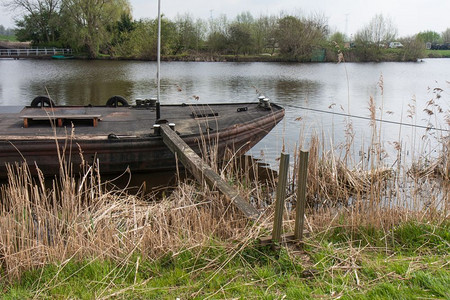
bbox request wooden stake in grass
[272,152,289,242]
[294,150,309,242]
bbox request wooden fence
[0,48,72,57]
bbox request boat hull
[0,103,284,178]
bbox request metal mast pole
[156,0,162,119]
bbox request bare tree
[206,14,229,53]
[173,14,206,54]
[442,28,450,44]
[3,0,60,16]
[252,15,277,54]
[228,12,255,55]
[400,35,426,61]
[276,14,327,60]
[3,0,61,43]
[355,14,397,46]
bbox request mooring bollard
[153,124,161,135]
[272,152,290,242]
[294,150,309,242]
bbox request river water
[0,58,448,168]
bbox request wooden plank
[160,123,259,220]
[20,114,101,119]
[20,114,101,128]
[294,150,309,241]
[272,153,289,242]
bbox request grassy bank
[0,35,17,42]
[426,49,450,58]
[2,221,448,299]
[101,48,425,62]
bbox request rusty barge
[0,98,284,178]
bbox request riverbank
[426,49,450,58]
[77,49,450,63]
[2,45,448,62]
[2,220,448,298]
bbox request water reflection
[274,79,321,102]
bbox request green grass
[1,220,448,299]
[426,49,450,58]
[0,35,17,42]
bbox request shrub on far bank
[398,36,427,61]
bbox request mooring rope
[284,104,450,133]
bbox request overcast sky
[1,0,449,37]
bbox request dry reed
[285,80,449,232]
[0,159,259,281]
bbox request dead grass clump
[0,161,255,281]
[408,136,449,181]
[304,136,392,207]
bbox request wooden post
[160,124,260,220]
[272,153,289,242]
[294,150,309,241]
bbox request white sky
[1,0,449,37]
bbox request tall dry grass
[286,78,449,232]
[0,159,266,281]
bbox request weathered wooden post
[272,152,290,242]
[294,150,309,242]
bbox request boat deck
[0,102,284,177]
[0,103,282,140]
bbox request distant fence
[0,48,72,57]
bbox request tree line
[0,24,15,36]
[3,0,450,61]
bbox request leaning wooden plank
[160,124,259,220]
